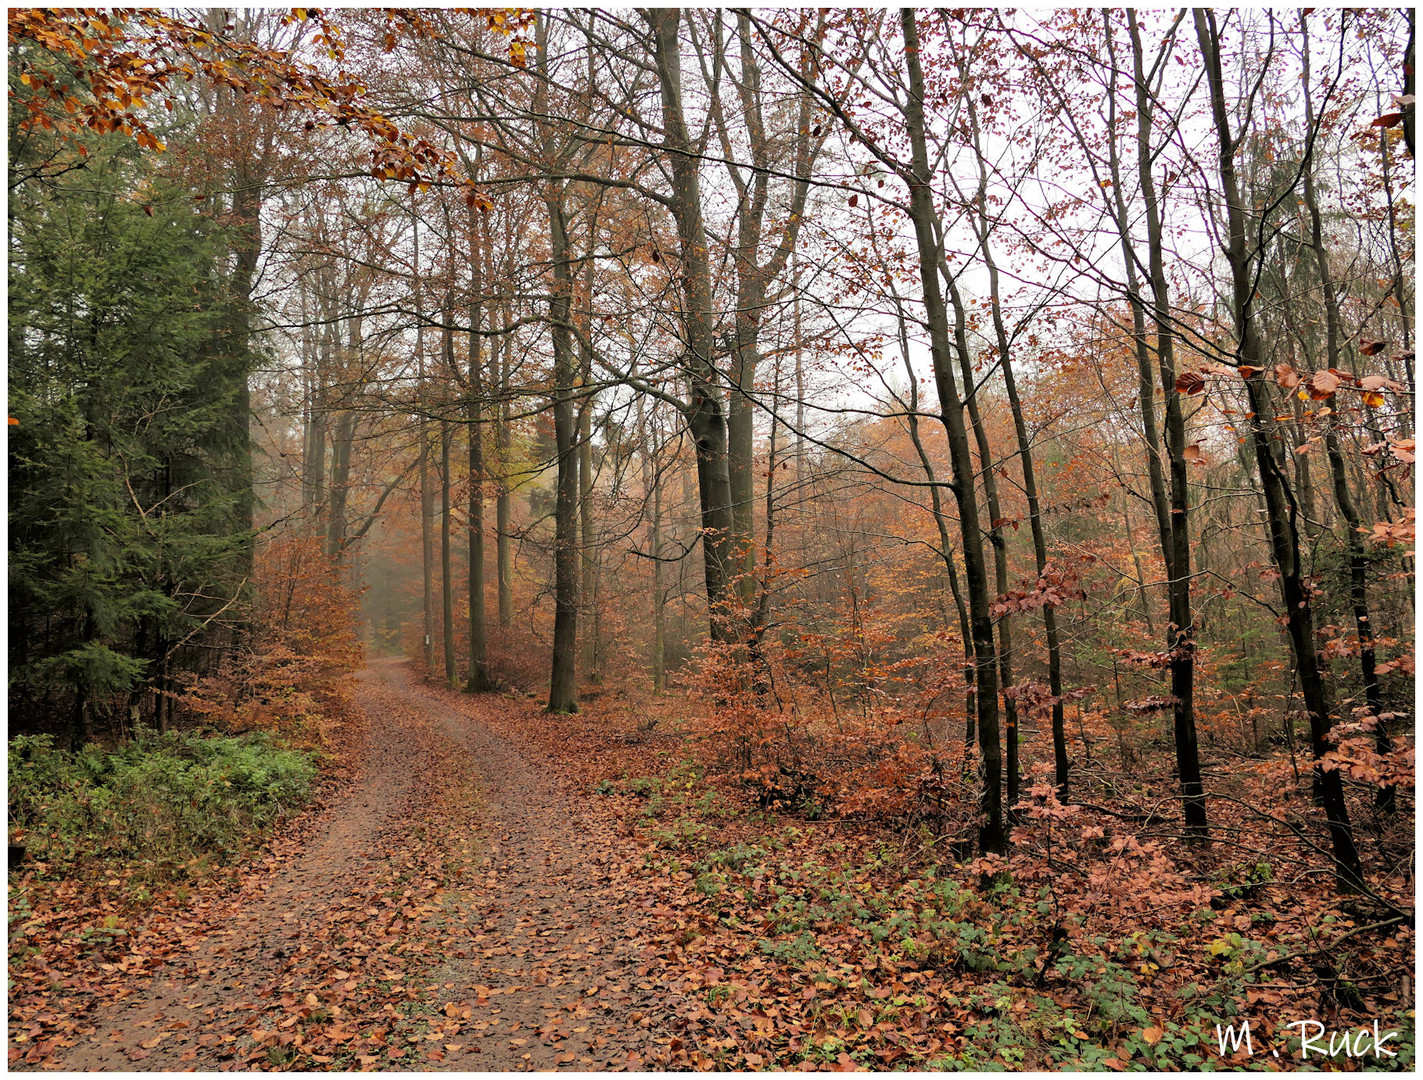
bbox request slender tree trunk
[572,243,599,681]
[794,256,807,492]
[306,308,332,517]
[1195,8,1360,887]
[579,402,599,681]
[963,93,1067,794]
[1107,13,1206,837]
[728,332,757,607]
[297,286,319,515]
[420,421,435,668]
[227,132,260,580]
[466,395,490,690]
[1134,17,1205,843]
[725,14,763,608]
[496,301,514,629]
[535,14,578,712]
[651,437,666,693]
[325,410,355,558]
[1403,9,1416,159]
[720,12,818,608]
[415,216,436,670]
[679,464,693,647]
[1380,111,1413,426]
[901,8,1003,853]
[946,273,1018,812]
[440,416,457,686]
[466,207,491,692]
[544,190,579,713]
[649,8,737,644]
[1118,486,1155,634]
[750,354,780,669]
[1299,17,1392,811]
[896,305,975,759]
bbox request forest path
[46,658,677,1072]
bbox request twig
[1243,915,1408,975]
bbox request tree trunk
[545,190,579,713]
[1132,12,1205,842]
[439,300,459,685]
[496,301,514,629]
[415,215,436,670]
[651,436,666,693]
[895,303,976,760]
[325,410,355,558]
[306,306,332,517]
[535,13,578,713]
[466,394,490,691]
[466,206,491,693]
[1105,13,1207,838]
[718,12,818,609]
[440,415,457,686]
[649,8,737,644]
[946,272,1019,813]
[901,8,1003,854]
[579,399,599,682]
[226,117,260,580]
[963,86,1067,795]
[1299,16,1392,812]
[1195,8,1361,887]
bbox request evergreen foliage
[8,127,255,742]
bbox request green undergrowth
[8,729,319,886]
[611,757,1414,1071]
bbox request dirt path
[40,659,679,1071]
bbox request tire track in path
[389,661,675,1071]
[42,659,681,1071]
[54,663,427,1070]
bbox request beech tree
[12,3,1410,893]
[1193,8,1361,887]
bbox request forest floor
[9,658,1416,1072]
[10,658,700,1071]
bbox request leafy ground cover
[482,679,1415,1072]
[9,731,318,888]
[8,661,1414,1072]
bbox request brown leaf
[1308,370,1341,399]
[1174,371,1205,395]
[1360,374,1401,392]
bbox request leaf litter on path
[10,659,688,1071]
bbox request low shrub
[8,729,317,882]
